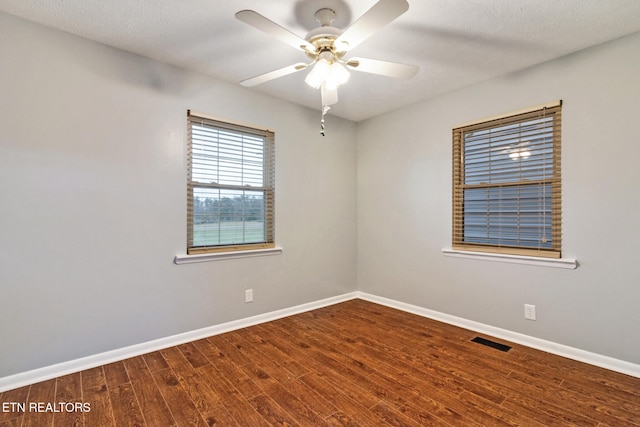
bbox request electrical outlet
[524,304,536,320]
[245,289,253,303]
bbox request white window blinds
[452,102,562,258]
[187,112,275,254]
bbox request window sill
[441,248,578,269]
[174,247,283,264]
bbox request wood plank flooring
[1,299,639,426]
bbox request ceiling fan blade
[335,0,409,52]
[345,57,418,78]
[240,63,309,87]
[236,10,315,53]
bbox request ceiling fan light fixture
[305,59,350,90]
[325,61,350,89]
[305,59,331,89]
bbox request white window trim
[441,248,577,269]
[175,247,283,264]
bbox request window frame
[186,111,275,255]
[452,101,562,259]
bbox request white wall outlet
[245,289,253,303]
[524,304,536,320]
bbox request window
[452,102,562,258]
[187,112,275,254]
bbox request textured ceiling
[2,0,640,121]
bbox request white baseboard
[2,291,638,392]
[356,292,640,379]
[0,292,359,393]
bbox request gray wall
[357,32,640,364]
[0,13,357,377]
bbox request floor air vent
[471,337,512,352]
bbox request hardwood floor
[1,299,639,426]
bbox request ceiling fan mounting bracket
[314,8,337,27]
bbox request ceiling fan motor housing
[304,8,347,62]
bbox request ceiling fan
[235,0,418,134]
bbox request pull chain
[320,104,330,136]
